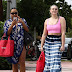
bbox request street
[0,60,72,72]
[25,61,72,72]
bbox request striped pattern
[43,35,62,72]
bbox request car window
[65,38,72,44]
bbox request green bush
[0,21,12,70]
[66,27,72,38]
[0,57,12,70]
[0,21,5,38]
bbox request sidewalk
[26,61,72,72]
[0,61,72,72]
[25,61,36,72]
[61,61,72,72]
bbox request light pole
[34,27,37,59]
[7,0,11,19]
[10,0,16,9]
[43,0,44,2]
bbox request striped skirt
[43,35,62,72]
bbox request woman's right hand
[41,47,43,52]
[12,19,17,26]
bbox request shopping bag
[36,51,45,72]
[0,34,14,57]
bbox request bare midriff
[48,33,61,35]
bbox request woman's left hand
[17,16,23,23]
[60,46,65,51]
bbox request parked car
[37,38,72,60]
[26,45,37,61]
[26,41,41,61]
[62,38,72,60]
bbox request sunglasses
[11,12,18,15]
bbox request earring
[10,15,12,19]
[57,13,59,16]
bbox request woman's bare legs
[19,46,26,72]
[12,63,18,72]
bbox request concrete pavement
[61,61,72,72]
[0,61,72,72]
[25,61,72,72]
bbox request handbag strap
[39,51,45,60]
[8,35,10,40]
[2,33,6,40]
[2,33,10,40]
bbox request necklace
[48,17,59,25]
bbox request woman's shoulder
[45,18,50,23]
[60,16,65,21]
[44,18,50,26]
[4,19,12,24]
[22,18,26,21]
[60,16,66,26]
[22,18,27,23]
[5,19,12,22]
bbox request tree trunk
[0,0,3,21]
[34,27,37,58]
[34,27,36,42]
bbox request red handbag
[36,51,45,72]
[0,34,14,57]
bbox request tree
[2,0,7,21]
[16,0,21,3]
[44,0,57,5]
[17,0,72,35]
[56,0,72,32]
[66,27,72,37]
[0,21,4,38]
[0,0,3,21]
[17,0,46,35]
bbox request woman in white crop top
[41,5,66,72]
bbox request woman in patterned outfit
[3,8,29,72]
[41,5,66,72]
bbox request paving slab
[0,61,72,72]
[61,61,72,72]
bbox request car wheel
[67,44,71,60]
